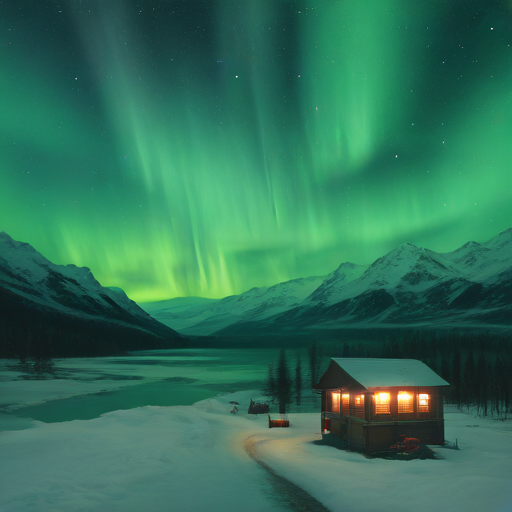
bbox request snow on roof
[331,358,449,388]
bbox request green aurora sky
[1,0,511,302]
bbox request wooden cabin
[315,358,449,453]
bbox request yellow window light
[374,392,390,414]
[331,392,341,412]
[398,391,413,413]
[418,393,430,412]
[342,393,349,412]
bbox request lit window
[342,393,349,413]
[331,392,340,412]
[375,392,390,414]
[398,391,413,413]
[418,393,430,412]
[353,394,365,417]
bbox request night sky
[1,1,511,302]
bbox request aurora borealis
[1,1,511,302]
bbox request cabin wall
[348,419,365,450]
[364,420,445,452]
[329,416,343,438]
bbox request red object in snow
[390,435,420,452]
[268,415,290,428]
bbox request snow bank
[0,392,511,512]
[0,392,285,512]
[250,406,512,512]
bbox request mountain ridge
[0,232,185,357]
[140,229,512,336]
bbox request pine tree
[276,349,291,415]
[462,351,476,411]
[264,362,277,402]
[491,356,501,417]
[451,345,462,408]
[477,352,488,416]
[309,340,321,388]
[294,357,302,406]
[496,357,509,419]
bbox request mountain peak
[335,261,360,271]
[370,242,425,269]
[496,227,512,239]
[454,240,485,252]
[1,231,38,254]
[395,242,422,253]
[483,227,512,249]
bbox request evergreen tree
[309,340,321,388]
[462,351,476,411]
[276,349,292,415]
[451,345,462,408]
[491,356,501,417]
[495,357,508,419]
[264,362,277,402]
[294,356,302,406]
[477,352,488,416]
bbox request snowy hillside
[439,228,512,283]
[140,276,326,335]
[142,229,512,335]
[0,232,183,357]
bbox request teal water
[1,348,320,428]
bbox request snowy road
[245,435,331,512]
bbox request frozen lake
[0,348,321,431]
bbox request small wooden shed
[315,358,449,453]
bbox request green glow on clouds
[1,1,511,302]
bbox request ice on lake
[0,348,320,428]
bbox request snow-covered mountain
[0,232,183,357]
[141,229,512,335]
[140,275,326,336]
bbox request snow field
[0,393,286,512]
[248,405,512,512]
[1,391,511,512]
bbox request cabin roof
[316,358,449,390]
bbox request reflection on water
[1,348,321,428]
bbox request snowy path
[245,435,331,512]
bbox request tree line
[0,287,186,359]
[331,330,512,419]
[263,330,512,419]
